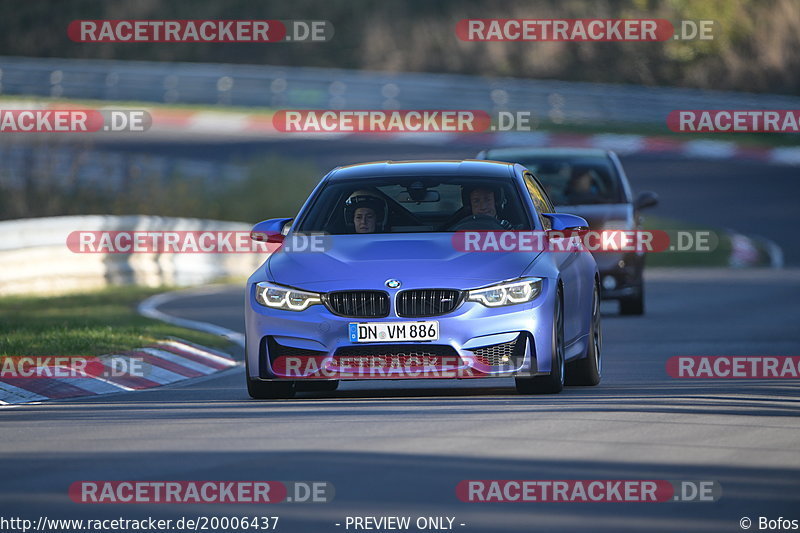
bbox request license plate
[349,321,439,343]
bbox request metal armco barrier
[2,56,800,125]
[0,216,266,296]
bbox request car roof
[483,147,611,159]
[327,160,517,180]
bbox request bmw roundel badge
[385,279,401,289]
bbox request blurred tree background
[0,0,797,94]
[0,145,322,222]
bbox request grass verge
[643,215,772,267]
[0,285,236,357]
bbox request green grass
[0,154,321,222]
[0,286,236,357]
[642,215,770,267]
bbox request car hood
[266,233,541,291]
[555,204,632,229]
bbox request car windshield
[513,156,623,206]
[296,176,532,234]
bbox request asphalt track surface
[2,139,800,533]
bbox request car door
[524,171,584,344]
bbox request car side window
[524,172,554,230]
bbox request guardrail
[2,55,800,126]
[0,216,264,296]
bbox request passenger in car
[565,167,599,205]
[344,191,388,233]
[353,207,376,233]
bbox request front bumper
[245,279,557,381]
[595,252,644,300]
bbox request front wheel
[566,284,602,386]
[515,289,565,394]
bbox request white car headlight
[601,220,632,251]
[255,282,321,311]
[466,278,543,308]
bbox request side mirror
[250,218,293,243]
[635,191,659,210]
[542,213,589,231]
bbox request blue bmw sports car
[245,160,601,398]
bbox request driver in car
[464,186,517,229]
[469,187,498,217]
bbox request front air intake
[396,289,461,317]
[324,290,390,318]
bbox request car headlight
[255,282,321,311]
[601,220,633,252]
[466,278,543,307]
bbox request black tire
[515,289,565,394]
[245,356,296,399]
[566,284,602,386]
[619,285,644,315]
[295,381,339,392]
